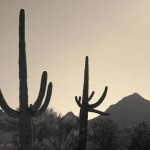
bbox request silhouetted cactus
[0,9,53,150]
[75,56,110,150]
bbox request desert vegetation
[0,108,150,150]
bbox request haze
[1,0,150,119]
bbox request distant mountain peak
[120,93,145,103]
[92,93,150,128]
[62,111,77,120]
[129,93,143,98]
[65,111,75,117]
[131,92,140,96]
[61,111,78,124]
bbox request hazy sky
[1,0,150,119]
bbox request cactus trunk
[18,9,32,150]
[79,107,88,150]
[19,114,32,149]
[78,57,89,150]
[19,9,28,111]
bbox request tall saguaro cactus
[0,9,53,150]
[75,56,110,150]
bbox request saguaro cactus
[0,9,52,150]
[75,56,110,150]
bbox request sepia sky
[1,0,150,119]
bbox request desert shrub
[129,122,150,150]
[88,119,119,150]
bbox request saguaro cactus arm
[89,86,108,109]
[30,71,47,112]
[75,96,82,107]
[88,108,110,116]
[32,82,52,117]
[88,91,95,102]
[0,90,18,118]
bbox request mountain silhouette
[61,111,79,125]
[1,93,150,128]
[91,93,150,127]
